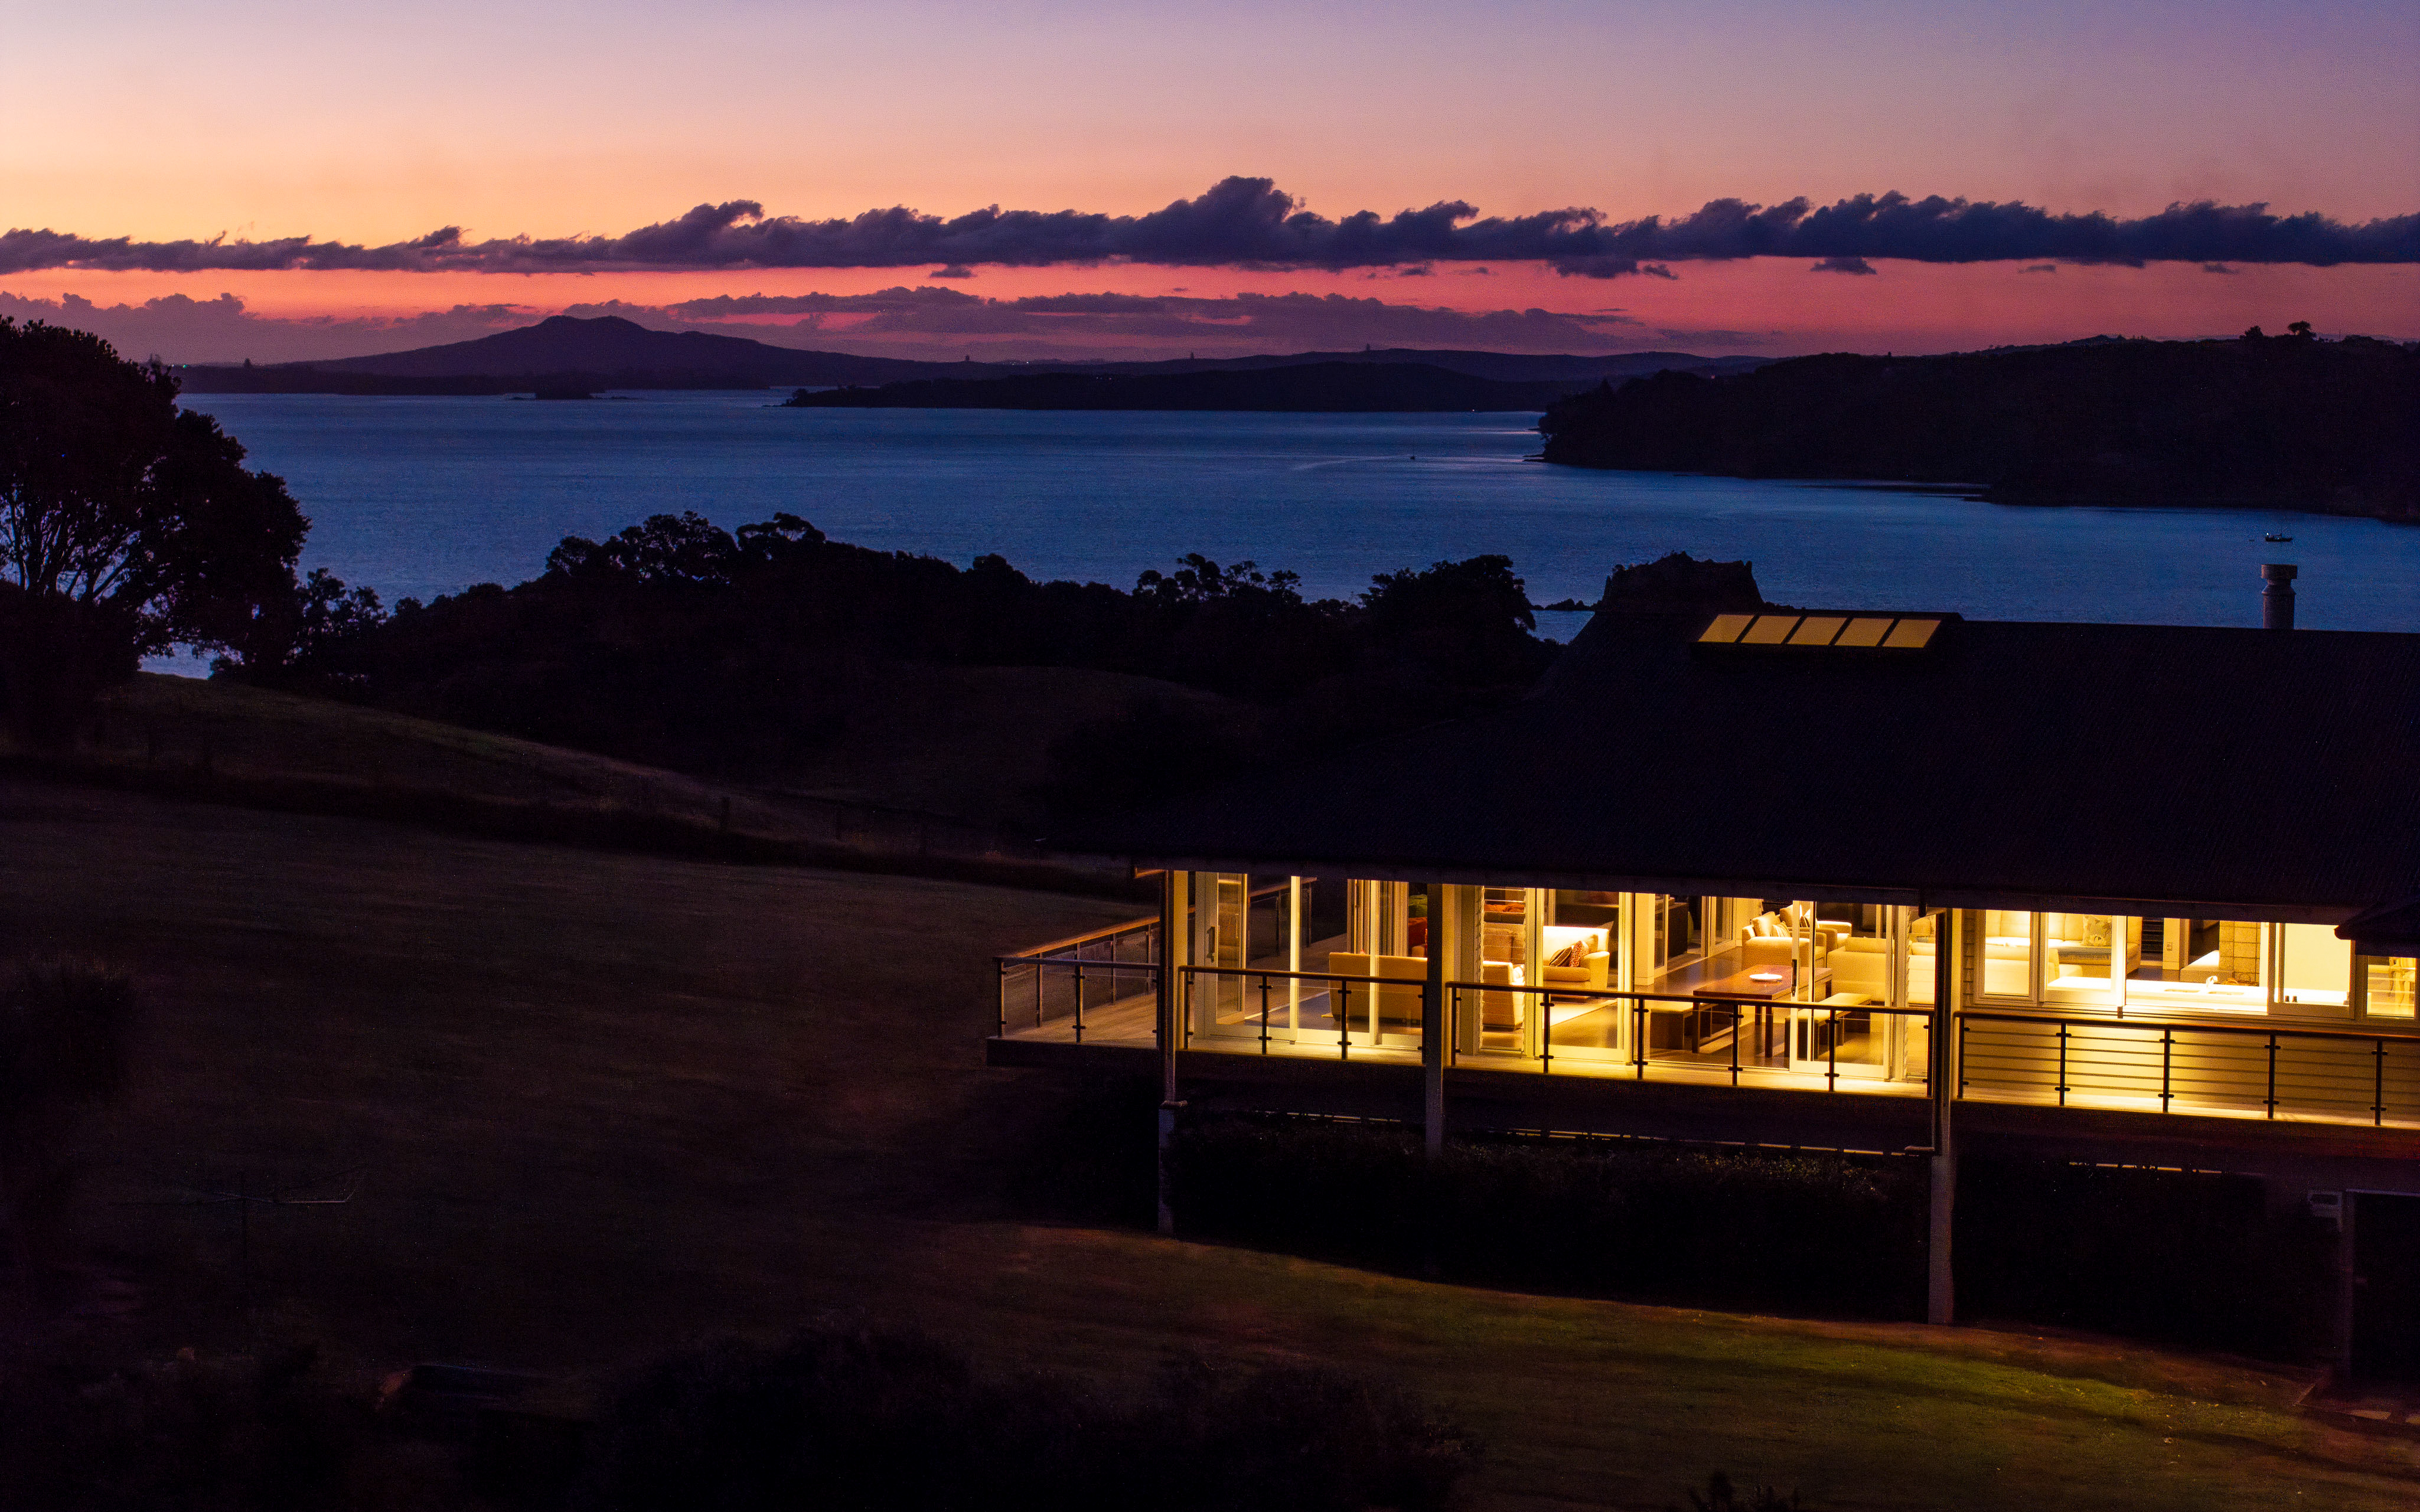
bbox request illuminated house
[991,580,2420,1369]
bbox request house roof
[1090,610,2420,921]
[2339,893,2420,952]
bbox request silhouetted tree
[1540,335,2419,516]
[1362,554,1548,689]
[0,320,306,744]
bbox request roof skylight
[1698,613,1944,649]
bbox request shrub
[1672,1471,1804,1511]
[0,1341,368,1511]
[1165,1117,1927,1317]
[1956,1158,2335,1358]
[0,956,140,1278]
[576,1325,1479,1512]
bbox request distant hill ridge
[170,314,1762,396]
[782,361,1610,413]
[1538,332,2420,518]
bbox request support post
[1156,870,1183,1236]
[1422,881,1446,1155]
[1927,907,1959,1326]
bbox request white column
[1286,875,1303,1037]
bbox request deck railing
[1177,966,1932,1092]
[1457,981,1933,1094]
[995,915,1160,1041]
[1960,1010,2420,1128]
[995,952,2420,1132]
[1180,965,1427,1060]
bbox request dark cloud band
[5,179,2413,275]
[0,286,1666,365]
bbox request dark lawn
[2,779,2413,1510]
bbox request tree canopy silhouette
[0,319,307,744]
[1538,332,2419,517]
[271,512,1561,812]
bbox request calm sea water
[188,390,2420,640]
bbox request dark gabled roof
[1095,610,2420,920]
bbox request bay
[189,390,2419,639]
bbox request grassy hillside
[4,780,2412,1510]
[87,667,1230,826]
[11,670,1219,893]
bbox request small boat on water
[2264,532,2293,542]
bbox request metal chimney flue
[2262,563,2298,631]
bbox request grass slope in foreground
[4,779,2414,1510]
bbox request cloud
[1811,256,1878,275]
[2021,263,2059,273]
[929,264,975,278]
[2202,262,2238,274]
[0,289,531,363]
[4,180,2412,275]
[4,285,1674,363]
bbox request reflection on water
[193,391,2420,633]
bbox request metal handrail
[1002,915,1159,962]
[1958,1009,2419,1126]
[1446,981,1930,1088]
[1958,1007,2420,1044]
[996,949,1159,969]
[1178,965,1931,1088]
[1004,877,1302,963]
[997,947,1160,1041]
[1180,964,1408,1062]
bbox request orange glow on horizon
[6,260,2410,364]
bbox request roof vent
[1697,612,1949,651]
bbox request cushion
[1547,943,1576,968]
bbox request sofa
[1540,930,1610,995]
[1829,935,1891,998]
[1740,905,1845,962]
[1325,952,1428,1027]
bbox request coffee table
[1674,965,1797,1057]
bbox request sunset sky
[5,0,2414,363]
